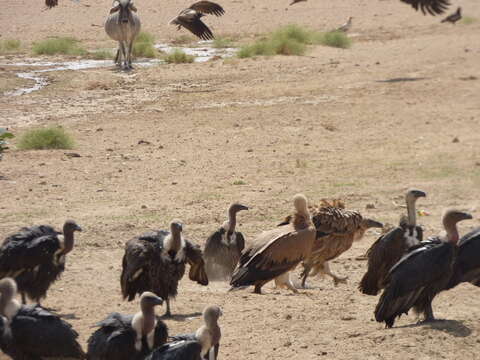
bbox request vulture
[169,1,225,40]
[0,220,82,304]
[0,278,86,359]
[359,189,426,295]
[120,220,208,316]
[204,203,248,281]
[164,305,222,360]
[336,17,353,32]
[280,200,383,288]
[87,292,168,360]
[375,209,472,328]
[441,6,462,23]
[230,194,316,294]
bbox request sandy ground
[1,0,480,358]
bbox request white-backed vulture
[0,220,82,305]
[441,6,461,23]
[359,189,426,295]
[204,203,248,281]
[169,1,225,40]
[375,209,472,328]
[87,292,168,360]
[0,278,85,359]
[121,220,208,316]
[230,194,316,294]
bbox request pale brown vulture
[169,1,225,40]
[204,203,248,281]
[359,189,426,295]
[230,194,316,294]
[280,200,383,288]
[120,220,208,317]
[375,209,472,327]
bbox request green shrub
[461,16,477,25]
[89,49,114,60]
[318,31,351,49]
[163,49,195,64]
[32,37,86,56]
[18,127,74,150]
[0,39,21,54]
[133,32,157,58]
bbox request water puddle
[2,41,237,96]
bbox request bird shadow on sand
[396,319,472,337]
[376,77,428,83]
[162,312,203,322]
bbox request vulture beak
[461,212,473,221]
[238,204,249,211]
[75,225,83,232]
[152,296,164,306]
[412,190,427,198]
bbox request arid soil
[1,0,480,359]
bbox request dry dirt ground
[1,0,480,359]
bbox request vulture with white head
[359,189,426,295]
[204,203,248,281]
[87,292,168,360]
[230,194,316,294]
[375,209,472,327]
[121,220,208,316]
[0,220,82,305]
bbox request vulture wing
[400,0,450,15]
[189,1,225,16]
[145,340,202,360]
[185,240,209,285]
[204,229,243,281]
[447,228,480,289]
[171,15,215,41]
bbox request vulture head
[203,305,222,326]
[406,188,426,203]
[229,203,249,214]
[64,220,83,234]
[442,209,472,244]
[140,292,164,309]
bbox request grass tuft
[460,16,477,25]
[233,180,246,185]
[32,37,86,56]
[0,39,21,54]
[89,49,114,60]
[133,32,157,58]
[318,31,351,49]
[163,49,195,64]
[18,126,74,150]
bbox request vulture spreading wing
[400,0,450,15]
[185,240,209,285]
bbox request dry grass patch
[163,49,195,64]
[32,37,86,56]
[18,126,74,150]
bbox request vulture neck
[406,197,417,227]
[139,303,156,336]
[165,231,182,253]
[0,285,20,321]
[444,221,460,244]
[62,227,75,254]
[226,207,237,233]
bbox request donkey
[105,0,141,70]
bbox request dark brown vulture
[0,278,85,359]
[169,1,225,40]
[120,220,208,317]
[375,209,472,328]
[87,292,168,360]
[441,6,462,23]
[204,203,248,281]
[280,199,383,288]
[230,194,316,294]
[0,220,82,305]
[359,189,426,295]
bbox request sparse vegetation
[32,37,86,56]
[460,16,477,25]
[163,49,195,64]
[89,49,114,60]
[0,39,21,54]
[213,37,236,48]
[318,31,351,49]
[18,126,74,150]
[233,180,246,185]
[171,34,196,45]
[133,32,157,58]
[0,129,14,160]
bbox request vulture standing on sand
[0,278,85,360]
[0,220,82,304]
[441,6,462,23]
[375,209,472,328]
[280,200,383,288]
[121,220,208,316]
[230,194,316,294]
[148,305,222,360]
[169,1,225,40]
[204,203,248,281]
[87,292,168,360]
[359,189,426,295]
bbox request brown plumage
[169,1,225,40]
[230,194,316,294]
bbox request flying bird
[121,220,208,316]
[359,189,426,295]
[204,203,248,281]
[87,292,168,360]
[375,209,472,327]
[441,6,462,23]
[0,220,82,305]
[0,278,85,359]
[336,17,353,32]
[169,1,225,40]
[230,194,316,294]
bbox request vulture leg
[423,303,435,322]
[254,281,268,294]
[164,298,172,317]
[21,292,27,305]
[323,262,348,286]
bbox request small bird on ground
[336,17,353,32]
[441,7,461,23]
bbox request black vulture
[280,199,383,288]
[230,194,316,294]
[169,1,225,40]
[0,220,82,304]
[375,209,472,328]
[359,189,426,295]
[87,292,168,360]
[441,6,462,23]
[145,340,203,360]
[0,278,86,359]
[121,220,208,316]
[446,227,480,289]
[204,203,248,281]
